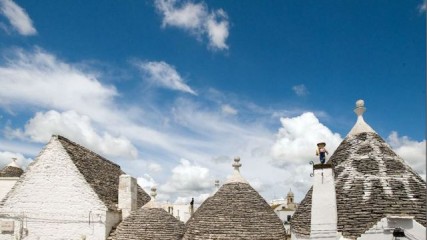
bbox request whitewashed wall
[310,166,338,240]
[358,217,426,240]
[0,178,19,202]
[0,138,119,240]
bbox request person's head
[317,142,326,148]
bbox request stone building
[183,157,287,240]
[0,135,150,240]
[161,202,199,223]
[108,186,185,240]
[271,189,298,237]
[270,189,298,222]
[0,159,23,202]
[291,100,426,240]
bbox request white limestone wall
[118,175,137,220]
[310,167,338,240]
[0,138,113,240]
[274,209,295,223]
[0,178,19,202]
[105,211,122,238]
[358,217,426,240]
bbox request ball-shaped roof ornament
[354,99,366,116]
[356,99,365,108]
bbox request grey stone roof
[108,207,185,240]
[57,135,151,211]
[289,187,312,237]
[0,166,23,177]
[291,132,426,239]
[183,182,287,240]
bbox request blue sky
[0,0,425,203]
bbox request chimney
[310,163,338,240]
[118,174,137,220]
[190,197,194,216]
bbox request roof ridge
[55,135,120,168]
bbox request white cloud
[247,178,271,193]
[387,131,426,179]
[156,0,205,29]
[419,0,426,13]
[292,84,308,96]
[206,9,229,50]
[0,48,189,162]
[7,110,138,159]
[221,104,237,115]
[0,138,41,156]
[270,112,342,167]
[135,61,197,95]
[161,159,212,193]
[154,0,229,50]
[0,0,36,35]
[148,162,163,172]
[0,48,118,122]
[211,155,230,164]
[137,173,158,192]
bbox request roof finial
[224,157,248,184]
[211,179,221,196]
[232,157,242,173]
[151,186,157,200]
[354,99,366,116]
[224,156,248,184]
[8,157,21,168]
[143,186,160,209]
[347,99,376,136]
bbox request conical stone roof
[109,187,186,240]
[183,157,287,240]
[291,100,426,239]
[0,158,23,177]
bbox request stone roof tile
[108,208,185,240]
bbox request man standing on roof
[316,142,328,164]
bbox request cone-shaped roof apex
[347,99,376,136]
[224,157,249,184]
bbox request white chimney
[118,174,137,220]
[310,164,338,240]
